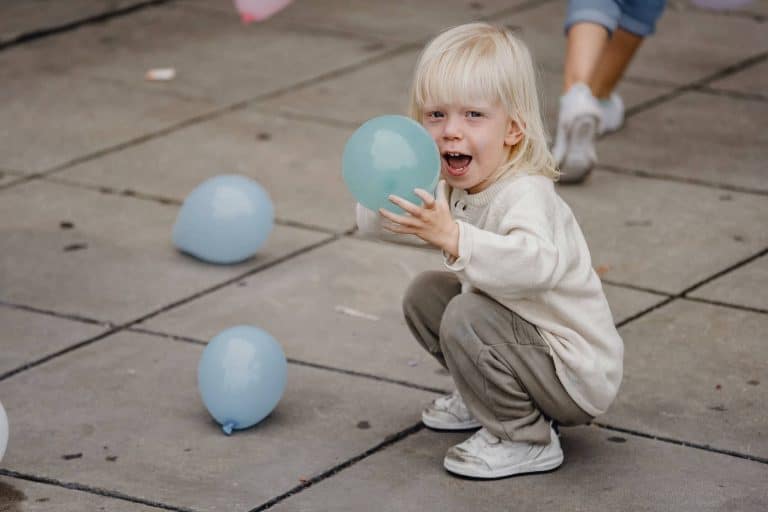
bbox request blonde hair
[408,23,559,181]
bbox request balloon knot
[222,422,236,435]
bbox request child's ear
[505,119,524,146]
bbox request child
[355,23,623,479]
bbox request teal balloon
[342,115,440,213]
[173,175,274,264]
[198,326,287,435]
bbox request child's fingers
[379,208,419,228]
[413,188,435,208]
[387,195,423,218]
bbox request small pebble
[747,380,759,386]
[106,455,118,462]
[356,420,371,429]
[606,436,626,443]
[59,221,74,229]
[257,132,272,141]
[62,453,83,460]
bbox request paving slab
[0,68,215,175]
[257,49,670,132]
[185,0,530,44]
[57,108,358,232]
[0,308,105,376]
[143,236,450,390]
[603,300,768,459]
[142,237,667,391]
[498,1,768,85]
[709,59,768,98]
[557,171,768,294]
[688,254,768,311]
[0,0,152,44]
[0,476,159,512]
[674,0,768,19]
[22,3,399,105]
[0,180,329,324]
[601,284,667,325]
[0,330,436,512]
[270,426,768,512]
[596,91,767,193]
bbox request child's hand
[379,180,459,258]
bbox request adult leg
[589,27,644,98]
[563,22,610,94]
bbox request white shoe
[422,390,482,431]
[552,83,601,184]
[443,426,563,479]
[598,92,624,135]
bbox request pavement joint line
[0,0,173,52]
[247,422,425,512]
[248,106,361,130]
[693,85,768,103]
[595,164,768,197]
[624,50,768,119]
[0,468,201,512]
[615,297,676,329]
[680,246,768,297]
[0,300,109,327]
[599,279,672,298]
[591,422,768,465]
[0,236,343,382]
[117,325,768,468]
[128,325,452,395]
[0,43,422,192]
[38,174,345,235]
[613,247,768,330]
[0,326,123,382]
[681,296,768,315]
[127,234,342,328]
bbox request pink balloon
[233,0,293,24]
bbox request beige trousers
[403,271,592,444]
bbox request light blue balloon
[173,175,274,264]
[198,326,287,435]
[342,115,440,213]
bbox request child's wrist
[442,221,460,258]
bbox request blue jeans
[565,0,667,37]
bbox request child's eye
[426,111,445,119]
[467,111,484,118]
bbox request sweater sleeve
[355,203,430,247]
[444,186,565,299]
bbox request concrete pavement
[1,1,766,510]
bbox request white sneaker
[443,426,563,479]
[422,390,482,431]
[552,83,601,184]
[598,92,624,135]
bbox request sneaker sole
[559,114,598,184]
[443,451,564,479]
[422,415,482,431]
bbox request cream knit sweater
[356,174,623,417]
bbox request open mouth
[443,152,472,177]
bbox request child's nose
[442,116,463,139]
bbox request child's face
[421,99,522,194]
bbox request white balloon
[0,400,7,463]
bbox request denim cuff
[618,12,657,36]
[564,8,619,35]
